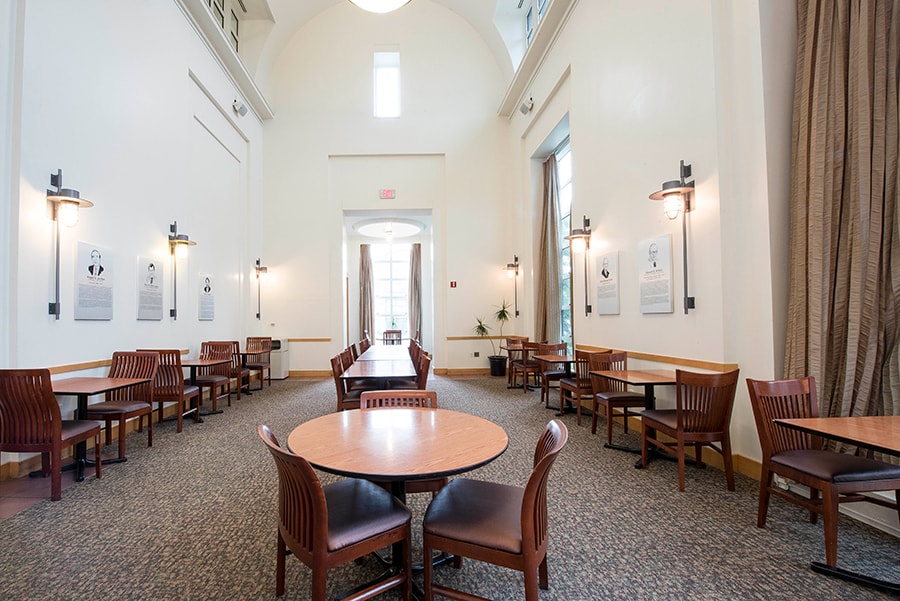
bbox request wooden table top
[340,359,416,380]
[52,377,151,396]
[776,416,900,457]
[287,408,508,481]
[357,345,412,361]
[590,369,677,386]
[182,358,230,367]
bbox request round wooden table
[287,408,509,486]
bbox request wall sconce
[566,216,592,316]
[47,169,93,319]
[506,255,520,317]
[168,221,196,319]
[650,160,695,313]
[255,258,268,320]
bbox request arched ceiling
[243,0,528,92]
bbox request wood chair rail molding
[47,349,191,375]
[577,344,738,373]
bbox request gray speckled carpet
[0,375,896,600]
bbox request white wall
[510,0,795,463]
[2,0,265,457]
[262,0,512,370]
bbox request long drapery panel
[408,243,422,343]
[359,244,375,343]
[536,155,562,344]
[784,0,900,433]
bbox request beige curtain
[359,244,375,343]
[408,243,422,343]
[536,155,562,343]
[784,0,900,427]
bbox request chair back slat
[137,349,185,402]
[258,426,327,561]
[747,376,819,457]
[361,390,438,408]
[522,420,568,558]
[588,351,629,395]
[0,369,62,447]
[200,341,233,377]
[676,369,740,433]
[246,337,272,361]
[106,351,158,404]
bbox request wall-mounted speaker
[232,99,248,117]
[519,97,534,115]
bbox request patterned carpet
[0,375,896,600]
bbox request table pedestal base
[811,562,899,595]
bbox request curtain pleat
[784,0,900,438]
[536,155,562,344]
[408,243,422,342]
[359,244,374,343]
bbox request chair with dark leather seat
[641,368,740,491]
[589,351,645,445]
[84,351,158,459]
[137,349,200,432]
[258,425,412,600]
[536,342,568,408]
[360,390,447,497]
[383,329,402,345]
[422,419,568,601]
[195,341,232,412]
[207,340,250,401]
[331,354,362,412]
[559,350,602,423]
[0,368,102,501]
[747,376,900,568]
[245,336,272,390]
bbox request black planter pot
[488,355,507,377]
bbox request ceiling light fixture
[348,0,412,14]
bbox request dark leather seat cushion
[424,478,524,554]
[85,400,149,415]
[772,449,900,483]
[541,369,567,379]
[596,390,644,403]
[61,420,100,439]
[325,478,410,552]
[194,375,229,384]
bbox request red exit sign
[379,189,396,199]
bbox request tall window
[374,51,401,118]
[556,139,573,351]
[372,243,410,339]
[229,10,239,52]
[525,0,551,48]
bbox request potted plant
[474,299,513,377]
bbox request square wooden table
[52,376,151,480]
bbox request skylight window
[374,51,401,118]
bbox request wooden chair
[589,351,645,444]
[195,341,232,412]
[84,351,158,459]
[747,376,900,567]
[0,368,102,501]
[138,349,200,432]
[245,336,272,390]
[536,342,568,408]
[511,341,542,392]
[331,354,361,411]
[559,350,602,423]
[360,390,447,496]
[422,420,568,601]
[383,329,402,345]
[207,340,250,401]
[258,425,412,600]
[390,352,431,390]
[505,336,528,387]
[641,369,740,491]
